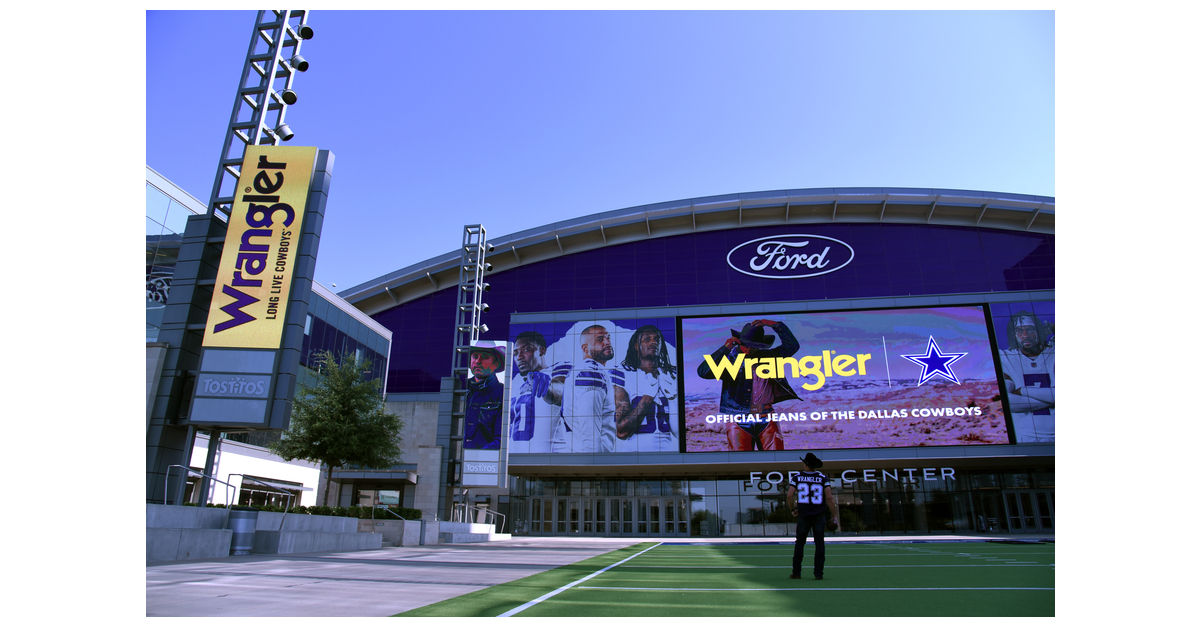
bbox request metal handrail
[228,474,297,532]
[422,509,440,522]
[227,474,296,512]
[372,505,405,520]
[454,503,507,533]
[165,465,234,507]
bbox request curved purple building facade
[340,187,1055,539]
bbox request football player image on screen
[697,319,801,451]
[463,342,505,450]
[509,331,563,453]
[614,325,679,452]
[999,311,1055,442]
[548,324,619,453]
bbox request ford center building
[339,187,1054,538]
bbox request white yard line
[497,543,664,617]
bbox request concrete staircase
[438,521,511,543]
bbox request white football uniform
[508,370,559,453]
[613,365,679,453]
[999,346,1055,443]
[552,359,618,453]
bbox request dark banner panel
[989,301,1055,443]
[508,318,678,454]
[680,306,1010,452]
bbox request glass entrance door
[1003,490,1054,533]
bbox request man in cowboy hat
[696,318,801,450]
[788,452,839,580]
[464,341,506,450]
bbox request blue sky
[146,10,1054,292]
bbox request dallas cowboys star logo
[900,336,967,386]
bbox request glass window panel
[146,218,168,244]
[146,184,171,224]
[162,198,193,235]
[1005,472,1033,489]
[1036,492,1054,529]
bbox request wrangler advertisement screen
[680,306,1010,452]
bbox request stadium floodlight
[272,123,294,141]
[297,24,314,39]
[280,89,299,105]
[289,54,309,72]
[480,303,490,313]
[479,324,489,333]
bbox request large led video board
[507,318,678,454]
[680,306,1010,452]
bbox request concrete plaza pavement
[146,534,1053,617]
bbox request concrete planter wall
[146,504,384,562]
[356,518,440,546]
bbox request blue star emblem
[900,336,967,386]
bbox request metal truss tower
[153,10,316,505]
[447,225,492,488]
[206,10,313,219]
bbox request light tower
[207,10,314,219]
[447,226,492,510]
[147,10,323,506]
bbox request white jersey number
[794,482,824,505]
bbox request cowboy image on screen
[463,342,505,450]
[696,319,802,451]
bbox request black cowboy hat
[731,322,775,349]
[801,452,823,469]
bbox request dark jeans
[792,512,827,577]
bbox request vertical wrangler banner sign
[203,146,318,349]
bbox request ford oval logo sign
[727,234,854,279]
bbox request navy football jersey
[792,471,830,517]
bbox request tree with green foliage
[269,350,403,506]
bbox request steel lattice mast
[206,9,313,219]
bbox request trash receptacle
[227,507,259,555]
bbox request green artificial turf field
[396,540,1054,617]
